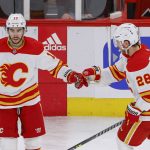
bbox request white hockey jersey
[0,36,71,108]
[99,45,150,121]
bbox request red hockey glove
[125,102,142,125]
[67,71,88,89]
[82,66,101,81]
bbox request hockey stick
[67,119,124,150]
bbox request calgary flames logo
[0,63,28,87]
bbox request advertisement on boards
[38,25,67,116]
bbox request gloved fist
[67,71,88,89]
[125,102,142,125]
[82,66,101,81]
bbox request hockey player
[0,13,88,150]
[82,23,150,150]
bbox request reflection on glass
[44,0,117,20]
[0,0,125,20]
[0,0,23,18]
[30,0,45,19]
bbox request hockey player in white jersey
[82,23,150,150]
[0,13,88,150]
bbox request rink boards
[0,21,150,116]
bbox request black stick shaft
[67,120,124,150]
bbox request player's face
[7,27,25,44]
[116,40,130,54]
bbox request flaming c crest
[0,63,28,87]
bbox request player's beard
[8,35,24,48]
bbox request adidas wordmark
[42,33,66,51]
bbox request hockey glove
[82,66,101,81]
[125,102,142,125]
[67,71,88,89]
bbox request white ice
[18,117,150,150]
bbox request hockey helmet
[6,13,26,28]
[113,23,140,50]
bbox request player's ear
[24,26,27,32]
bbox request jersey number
[136,74,150,86]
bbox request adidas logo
[42,33,66,51]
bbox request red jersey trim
[49,60,66,78]
[109,65,125,81]
[139,90,150,103]
[0,37,43,55]
[126,45,150,72]
[141,111,150,116]
[0,83,40,106]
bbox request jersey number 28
[136,74,150,86]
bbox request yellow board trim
[67,98,134,116]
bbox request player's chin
[12,38,21,44]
